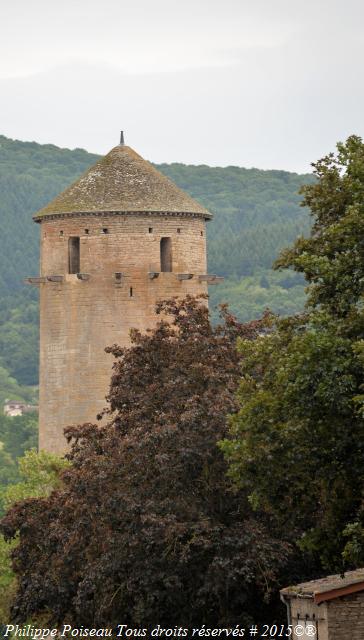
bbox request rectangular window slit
[85,228,89,234]
[60,230,63,236]
[160,237,172,272]
[149,227,153,233]
[102,228,109,234]
[129,287,133,297]
[68,237,80,274]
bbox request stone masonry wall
[39,213,208,453]
[326,592,364,639]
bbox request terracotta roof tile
[281,568,364,600]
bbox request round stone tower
[31,136,214,454]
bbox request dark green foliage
[0,134,311,389]
[0,451,18,492]
[0,135,99,386]
[0,413,38,504]
[208,270,306,323]
[0,298,39,386]
[222,136,364,572]
[0,413,37,461]
[0,450,70,625]
[0,135,99,296]
[0,298,289,627]
[0,379,37,504]
[0,364,36,407]
[275,135,364,316]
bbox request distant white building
[4,400,38,417]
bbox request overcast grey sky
[1,0,363,172]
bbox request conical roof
[34,144,212,220]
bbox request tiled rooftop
[281,568,364,598]
[34,144,212,220]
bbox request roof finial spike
[120,131,125,146]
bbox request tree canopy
[222,135,364,571]
[0,413,38,499]
[0,450,69,627]
[0,297,288,628]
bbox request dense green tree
[0,365,36,407]
[1,298,288,628]
[0,413,38,500]
[0,300,39,386]
[275,135,364,315]
[0,450,69,626]
[0,451,18,492]
[0,135,100,386]
[222,136,364,572]
[0,413,38,465]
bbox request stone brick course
[39,213,208,453]
[327,592,364,639]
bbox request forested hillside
[0,134,312,394]
[160,162,311,319]
[0,136,100,389]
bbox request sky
[1,0,363,172]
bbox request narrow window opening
[68,237,80,274]
[102,228,109,234]
[149,227,153,233]
[160,237,172,272]
[84,228,89,234]
[201,231,203,236]
[177,228,181,234]
[60,230,64,236]
[129,287,133,297]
